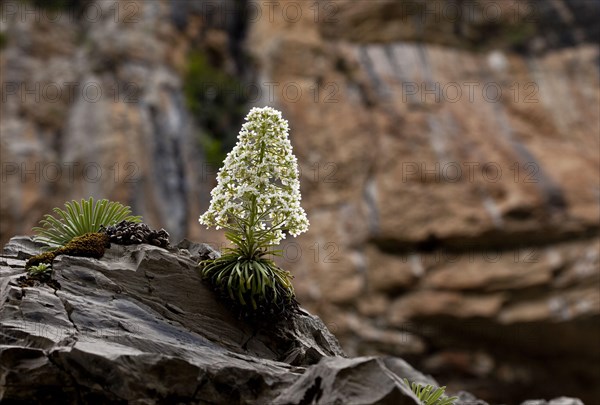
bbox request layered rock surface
[0,236,424,404]
[0,237,585,404]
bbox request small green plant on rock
[28,197,137,269]
[33,197,141,247]
[199,107,309,319]
[19,261,58,289]
[27,263,52,277]
[404,379,458,405]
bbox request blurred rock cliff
[1,1,598,403]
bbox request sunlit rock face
[0,1,598,403]
[245,1,599,403]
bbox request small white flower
[199,107,309,246]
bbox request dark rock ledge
[0,237,584,404]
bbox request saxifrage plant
[27,263,52,277]
[404,379,458,405]
[199,106,309,317]
[33,197,141,247]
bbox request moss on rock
[26,251,57,268]
[57,232,110,259]
[26,232,110,269]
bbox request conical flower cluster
[199,107,309,246]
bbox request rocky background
[1,1,598,403]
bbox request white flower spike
[199,107,309,246]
